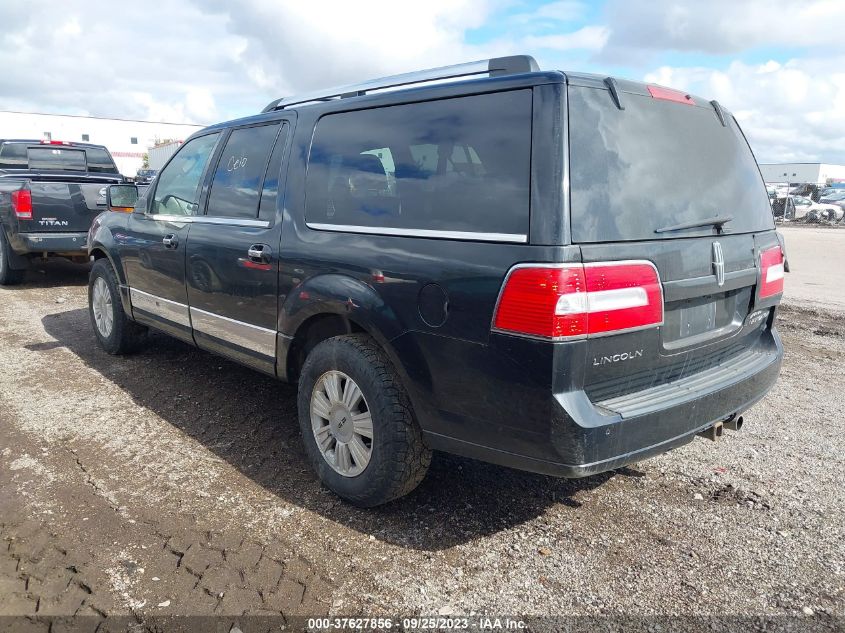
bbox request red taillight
[759,246,784,299]
[584,262,664,335]
[647,85,695,105]
[493,261,663,340]
[11,190,33,220]
[493,266,588,339]
[40,140,71,145]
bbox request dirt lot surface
[1,257,843,631]
[779,225,845,312]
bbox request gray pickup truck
[0,139,124,285]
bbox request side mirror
[106,184,138,213]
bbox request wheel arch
[278,273,429,393]
[89,245,132,317]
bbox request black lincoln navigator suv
[87,55,784,506]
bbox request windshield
[568,86,774,242]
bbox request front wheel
[297,334,432,507]
[88,259,147,355]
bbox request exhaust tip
[724,415,744,431]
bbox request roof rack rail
[260,55,540,112]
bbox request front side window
[205,123,281,219]
[305,90,532,238]
[151,133,219,216]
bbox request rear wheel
[88,258,147,354]
[0,229,26,286]
[297,334,432,507]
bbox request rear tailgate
[566,78,781,406]
[2,142,122,234]
[21,179,112,233]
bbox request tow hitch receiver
[698,421,724,441]
[698,415,744,441]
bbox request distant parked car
[135,168,157,185]
[792,195,843,222]
[788,183,822,201]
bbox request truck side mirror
[106,184,139,213]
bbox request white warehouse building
[759,162,845,185]
[0,111,203,177]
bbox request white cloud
[509,0,586,24]
[521,25,609,51]
[0,1,251,123]
[194,0,497,97]
[644,58,845,163]
[1,0,843,167]
[0,0,511,123]
[601,0,845,61]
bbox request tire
[88,258,147,355]
[297,334,432,507]
[0,229,26,286]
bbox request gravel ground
[0,259,843,631]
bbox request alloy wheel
[310,370,374,477]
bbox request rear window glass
[27,147,87,171]
[206,123,281,219]
[85,147,119,173]
[568,86,774,242]
[305,90,532,239]
[1,143,117,173]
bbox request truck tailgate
[19,181,107,233]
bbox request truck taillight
[11,190,33,220]
[759,246,785,299]
[493,261,663,340]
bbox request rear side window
[206,123,281,219]
[568,86,774,242]
[26,147,86,171]
[258,123,289,223]
[85,147,119,173]
[0,143,27,169]
[305,90,532,239]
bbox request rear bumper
[11,232,88,255]
[418,327,783,478]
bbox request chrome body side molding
[189,306,277,358]
[306,223,528,244]
[129,288,191,328]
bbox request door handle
[162,234,178,248]
[247,244,271,262]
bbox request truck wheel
[88,259,147,355]
[0,229,26,286]
[297,334,432,507]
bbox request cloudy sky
[1,0,843,163]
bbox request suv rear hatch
[1,142,122,233]
[565,77,781,412]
